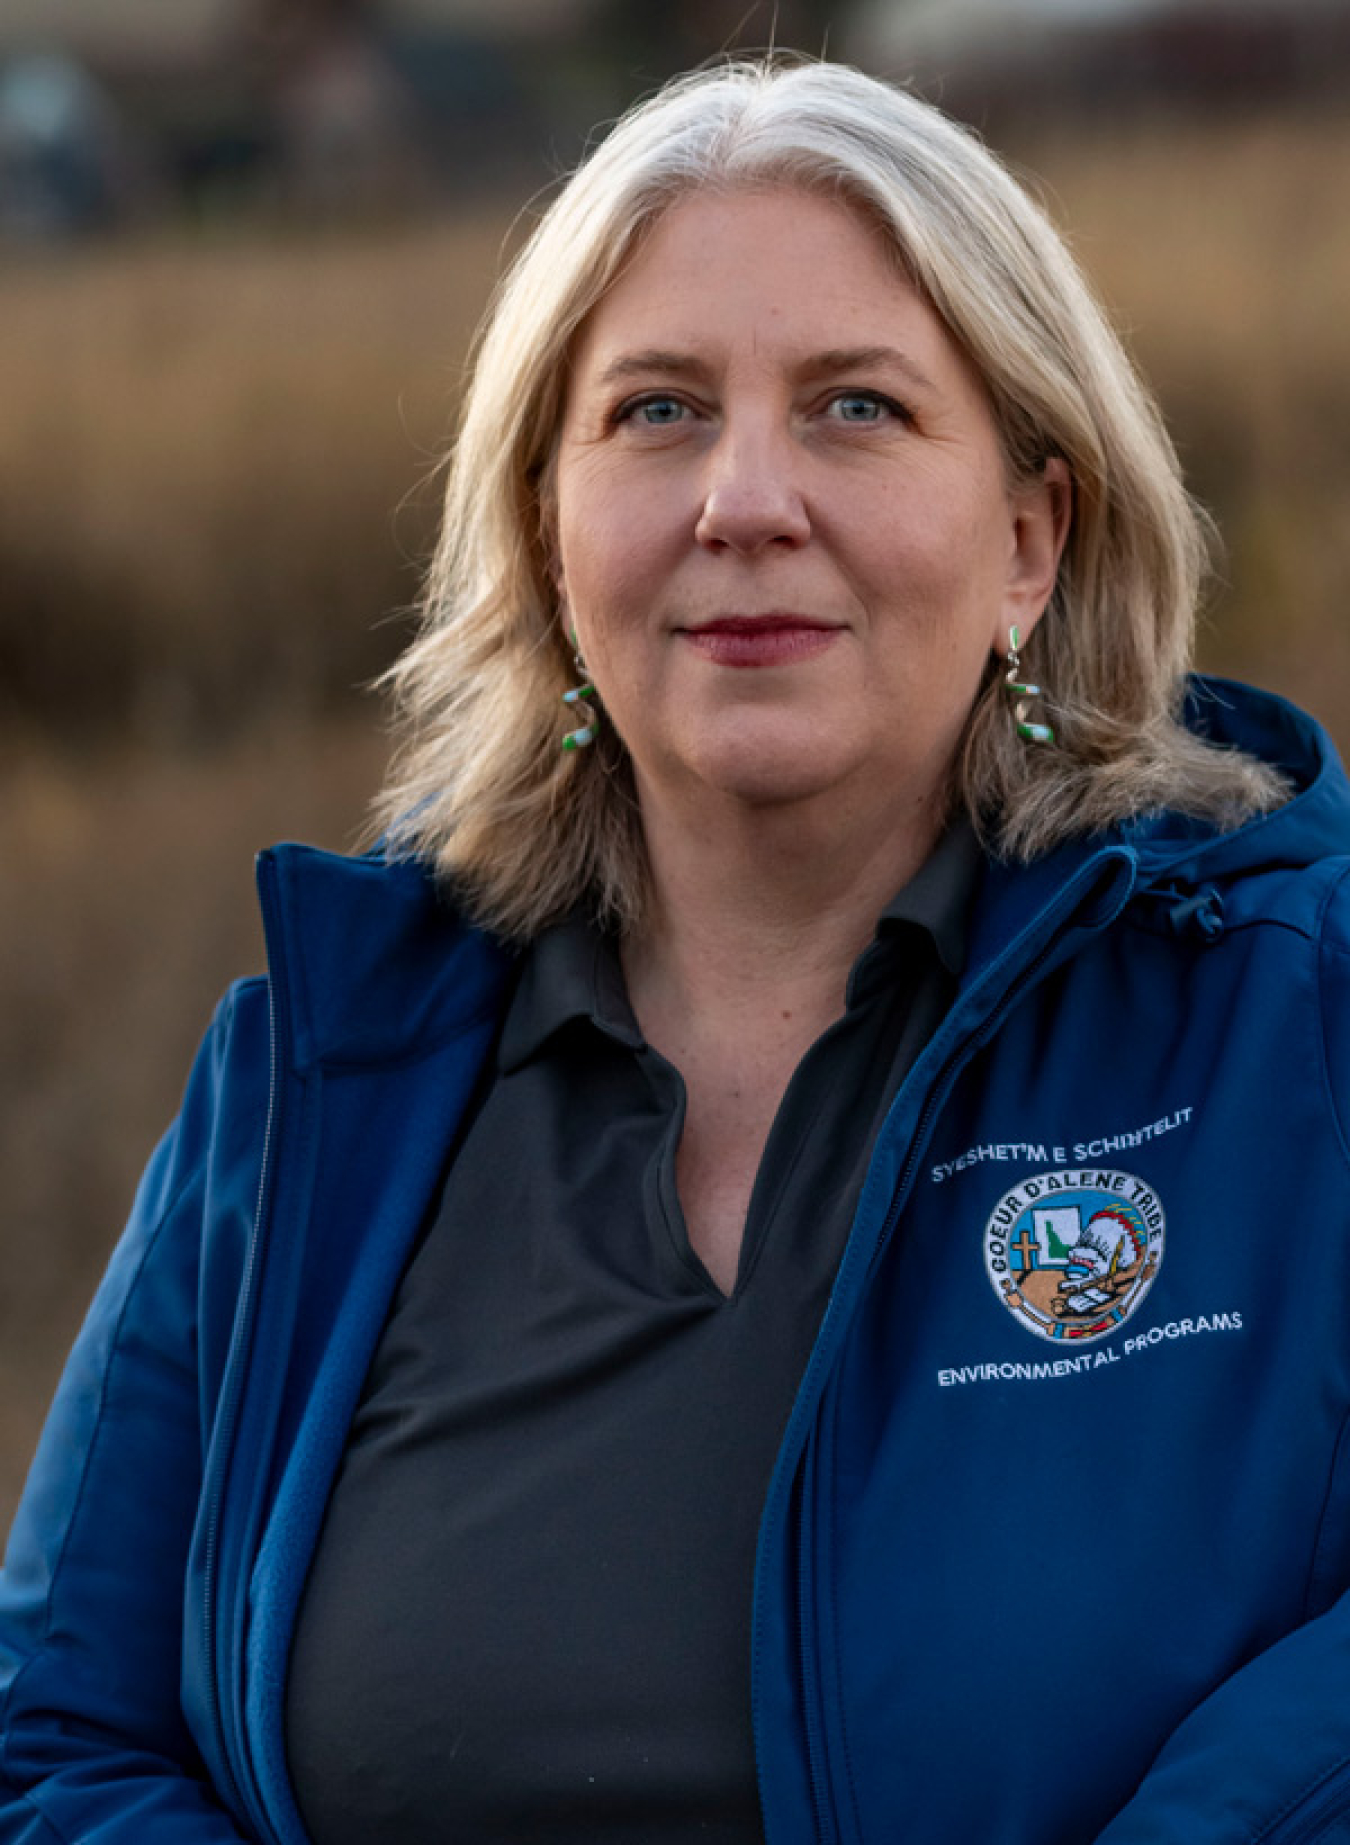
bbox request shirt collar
[870,814,984,976]
[498,817,986,1073]
[497,912,643,1073]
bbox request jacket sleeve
[0,985,267,1844]
[1096,895,1350,1845]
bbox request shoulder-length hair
[374,56,1284,940]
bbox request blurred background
[2,0,1348,1531]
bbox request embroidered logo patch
[984,1169,1164,1343]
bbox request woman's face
[553,187,1068,829]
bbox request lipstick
[680,615,840,669]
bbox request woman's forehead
[567,187,957,383]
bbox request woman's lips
[680,615,841,669]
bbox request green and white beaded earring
[1004,625,1055,746]
[561,628,599,752]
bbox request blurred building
[0,1,260,223]
[0,0,849,229]
[2,0,1346,235]
[0,0,590,226]
[0,54,148,237]
[855,0,1350,126]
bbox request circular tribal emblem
[984,1169,1164,1344]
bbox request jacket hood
[257,677,1350,1068]
[1129,675,1350,881]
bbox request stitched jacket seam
[0,1775,75,1845]
[827,1372,865,1845]
[1257,868,1350,1832]
[1251,1751,1350,1843]
[1315,867,1350,1184]
[1302,1404,1350,1623]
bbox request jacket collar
[255,844,515,1073]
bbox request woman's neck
[622,779,947,1053]
[618,778,950,1295]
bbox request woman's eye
[621,396,687,427]
[827,392,897,424]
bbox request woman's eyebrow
[803,346,937,392]
[594,350,704,387]
[592,345,940,393]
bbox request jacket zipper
[199,854,287,1838]
[1259,1764,1350,1845]
[795,1009,1001,1845]
[797,1427,837,1845]
[793,874,1128,1844]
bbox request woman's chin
[665,727,867,812]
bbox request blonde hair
[375,56,1285,940]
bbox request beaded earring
[561,629,598,751]
[1004,625,1055,746]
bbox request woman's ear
[1001,457,1073,646]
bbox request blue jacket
[5,678,1350,1845]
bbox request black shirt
[286,826,984,1845]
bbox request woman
[2,54,1349,1845]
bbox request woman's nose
[693,424,811,554]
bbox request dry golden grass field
[1,108,1348,1529]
